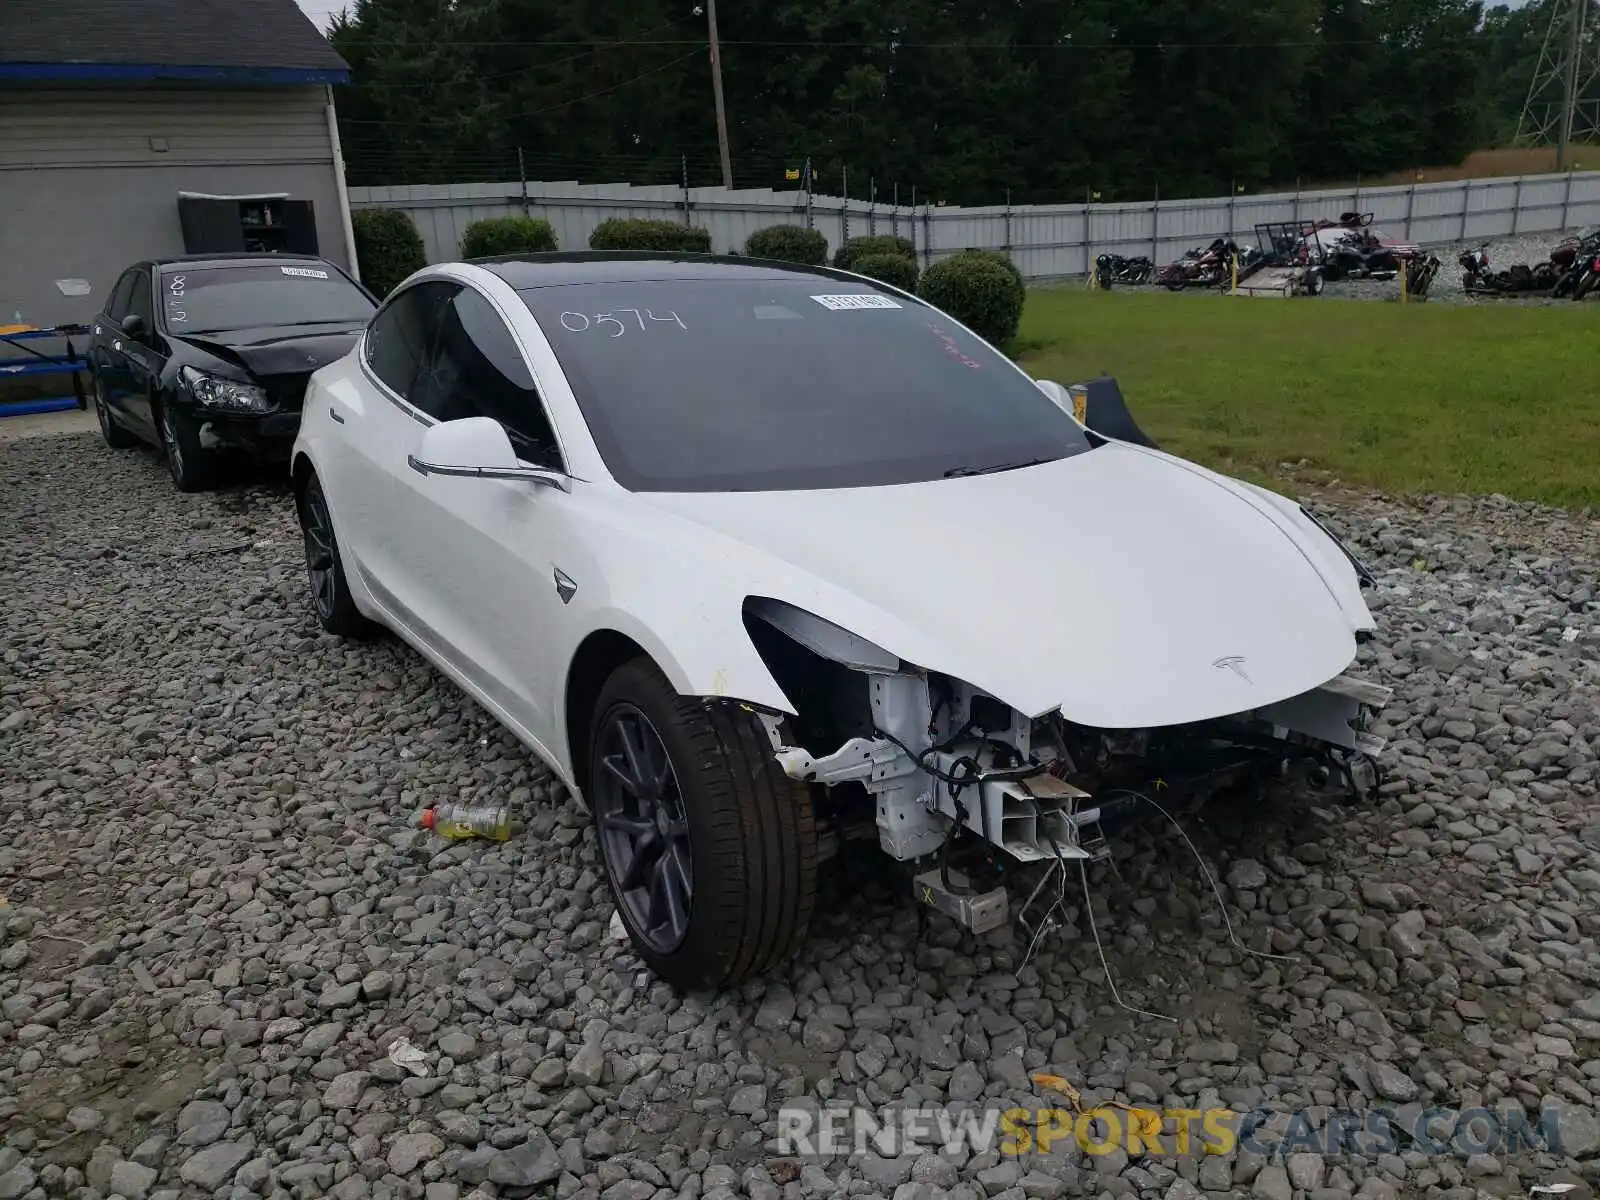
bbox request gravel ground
[2,433,1599,1200]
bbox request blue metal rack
[0,324,91,417]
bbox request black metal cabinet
[178,196,319,255]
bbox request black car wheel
[156,402,216,492]
[93,374,138,449]
[296,473,377,638]
[589,657,817,991]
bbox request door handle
[329,406,346,424]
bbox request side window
[125,271,155,329]
[424,287,562,469]
[105,270,138,321]
[364,281,457,403]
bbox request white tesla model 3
[291,251,1389,991]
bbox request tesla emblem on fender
[553,568,577,605]
[1212,655,1252,683]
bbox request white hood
[636,442,1372,730]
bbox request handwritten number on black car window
[559,309,686,335]
[167,275,187,324]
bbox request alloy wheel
[159,406,184,482]
[300,485,338,621]
[594,704,693,953]
[94,378,112,437]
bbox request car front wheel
[156,401,217,492]
[93,374,138,449]
[588,657,817,991]
[296,472,377,639]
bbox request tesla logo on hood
[1212,655,1252,683]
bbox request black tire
[92,373,138,449]
[588,657,817,991]
[155,400,217,492]
[1305,269,1325,296]
[296,472,378,638]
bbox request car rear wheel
[296,472,377,638]
[588,657,817,991]
[93,374,138,449]
[156,401,217,492]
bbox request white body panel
[293,261,1379,791]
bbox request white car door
[380,282,573,753]
[325,280,459,596]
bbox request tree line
[328,0,1593,205]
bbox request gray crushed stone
[1,433,1598,1200]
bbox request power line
[337,48,705,125]
[337,34,1484,52]
[339,17,689,90]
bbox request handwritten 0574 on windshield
[559,309,687,336]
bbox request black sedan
[89,253,379,491]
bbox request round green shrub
[851,252,920,292]
[833,234,917,270]
[959,248,1025,293]
[917,251,1027,345]
[744,224,828,265]
[589,218,712,253]
[350,208,425,300]
[460,216,557,259]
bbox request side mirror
[406,416,568,490]
[120,313,148,339]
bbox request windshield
[518,277,1090,492]
[160,264,375,334]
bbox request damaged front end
[742,597,1389,943]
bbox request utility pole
[706,0,733,189]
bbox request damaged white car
[291,251,1389,991]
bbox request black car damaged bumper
[181,406,302,458]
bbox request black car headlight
[180,366,271,413]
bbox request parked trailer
[1230,222,1327,298]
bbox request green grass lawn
[1014,289,1600,510]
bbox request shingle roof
[0,0,350,72]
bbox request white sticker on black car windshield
[811,294,901,310]
[281,266,330,279]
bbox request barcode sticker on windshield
[281,266,330,279]
[811,294,901,311]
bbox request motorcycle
[1458,247,1537,294]
[1550,227,1600,299]
[1093,254,1155,288]
[1157,238,1242,290]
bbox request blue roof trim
[0,63,350,84]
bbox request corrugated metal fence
[349,172,1600,281]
